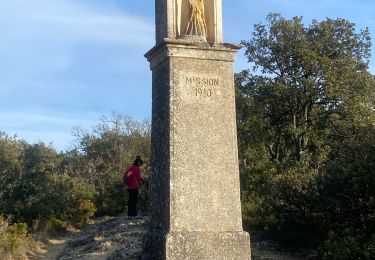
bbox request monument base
[143,41,250,259]
[143,231,251,260]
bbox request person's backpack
[123,169,134,185]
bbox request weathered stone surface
[144,230,250,259]
[143,1,250,259]
[142,41,251,259]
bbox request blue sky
[1,0,374,151]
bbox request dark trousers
[128,188,139,216]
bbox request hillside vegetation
[237,14,375,259]
[0,113,150,259]
[1,14,374,259]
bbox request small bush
[45,217,67,235]
[320,231,375,260]
[0,217,30,258]
[70,200,96,228]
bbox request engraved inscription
[195,88,212,97]
[185,76,219,99]
[185,76,219,86]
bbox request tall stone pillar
[142,1,251,259]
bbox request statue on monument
[185,0,208,39]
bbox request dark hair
[133,156,143,166]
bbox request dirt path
[30,214,313,260]
[31,214,147,260]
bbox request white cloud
[8,129,75,151]
[0,111,98,129]
[0,110,102,151]
[33,9,153,46]
[0,0,154,114]
[0,0,154,47]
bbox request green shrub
[45,217,67,235]
[321,231,375,260]
[70,200,97,228]
[94,182,127,216]
[0,217,29,258]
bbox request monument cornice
[145,38,243,70]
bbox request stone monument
[142,0,251,259]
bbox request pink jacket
[123,165,143,189]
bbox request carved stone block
[142,41,251,259]
[143,1,251,259]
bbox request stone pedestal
[142,40,251,259]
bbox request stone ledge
[143,230,251,260]
[145,40,242,71]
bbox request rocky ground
[29,214,314,260]
[29,214,146,260]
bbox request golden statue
[185,0,207,38]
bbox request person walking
[123,156,146,217]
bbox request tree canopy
[237,13,374,259]
[0,114,151,257]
